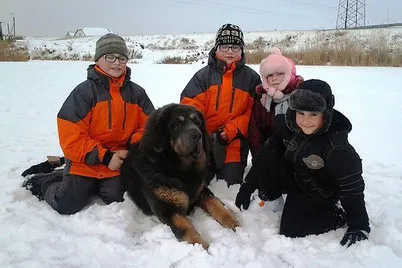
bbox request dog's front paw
[200,240,210,250]
[220,213,240,231]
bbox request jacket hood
[207,47,245,72]
[259,47,296,94]
[328,109,352,133]
[87,64,132,87]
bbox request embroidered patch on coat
[302,154,325,170]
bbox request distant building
[65,31,75,37]
[74,27,112,37]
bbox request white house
[74,27,112,37]
[65,31,75,37]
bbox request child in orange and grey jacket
[180,23,261,186]
[23,33,155,214]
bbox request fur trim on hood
[289,89,328,112]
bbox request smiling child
[236,79,370,247]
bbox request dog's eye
[191,117,201,126]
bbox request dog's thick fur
[121,103,239,249]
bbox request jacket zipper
[215,85,221,111]
[229,87,235,113]
[107,100,112,129]
[122,101,127,130]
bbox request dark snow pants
[279,192,346,237]
[256,148,346,237]
[261,170,346,236]
[205,162,247,186]
[261,172,346,237]
[43,172,125,215]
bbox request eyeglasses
[103,54,128,64]
[218,45,242,52]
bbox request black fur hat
[285,79,335,134]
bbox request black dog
[121,103,239,249]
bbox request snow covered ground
[1,60,402,267]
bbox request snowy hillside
[18,25,402,64]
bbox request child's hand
[340,229,369,247]
[220,131,227,141]
[235,186,252,210]
[115,149,129,160]
[108,150,129,170]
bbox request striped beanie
[215,23,244,47]
[94,33,128,61]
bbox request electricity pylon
[336,0,366,29]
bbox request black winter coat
[243,110,370,232]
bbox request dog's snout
[173,123,203,157]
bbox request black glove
[340,229,369,247]
[235,186,252,210]
[21,157,65,177]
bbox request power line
[169,0,334,23]
[279,0,337,9]
[198,0,336,16]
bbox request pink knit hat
[259,47,296,99]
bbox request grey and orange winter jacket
[180,48,261,164]
[57,65,154,179]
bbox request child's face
[267,72,285,89]
[96,53,127,78]
[215,45,242,65]
[295,111,324,135]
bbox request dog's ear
[140,106,167,157]
[196,109,210,159]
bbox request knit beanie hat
[285,79,335,134]
[215,23,244,48]
[94,33,129,61]
[259,47,296,99]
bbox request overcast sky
[1,0,401,37]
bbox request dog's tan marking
[198,197,239,231]
[178,115,185,121]
[189,113,196,119]
[154,187,189,211]
[195,183,205,199]
[172,214,209,249]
